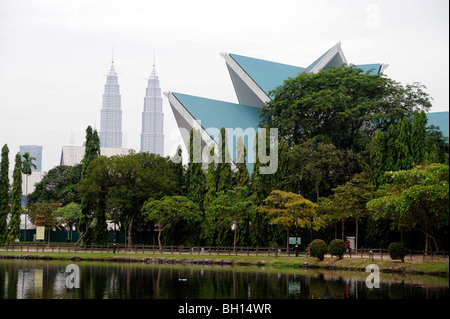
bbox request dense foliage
[2,66,447,253]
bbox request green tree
[21,152,37,209]
[79,152,178,246]
[78,126,101,244]
[6,153,23,243]
[0,144,10,243]
[258,190,325,251]
[319,173,375,249]
[250,128,273,205]
[28,201,61,244]
[396,117,413,169]
[206,187,255,249]
[185,129,206,210]
[52,202,82,242]
[235,136,250,188]
[288,138,358,201]
[367,164,449,252]
[171,145,185,195]
[77,156,109,244]
[204,145,218,210]
[81,126,101,178]
[411,110,428,165]
[29,165,82,206]
[142,196,201,250]
[261,65,431,151]
[216,127,233,193]
[271,137,291,191]
[367,130,386,187]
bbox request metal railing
[0,243,448,262]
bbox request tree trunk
[158,229,163,251]
[286,228,289,253]
[355,219,358,250]
[334,223,337,239]
[127,217,133,248]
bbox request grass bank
[0,250,448,277]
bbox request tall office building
[19,145,43,172]
[99,59,123,148]
[140,61,164,155]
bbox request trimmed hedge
[329,239,346,259]
[388,242,408,262]
[310,239,327,261]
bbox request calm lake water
[0,259,447,299]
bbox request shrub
[329,239,346,259]
[309,239,327,261]
[388,242,408,262]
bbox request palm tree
[22,152,36,240]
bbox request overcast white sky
[0,0,449,172]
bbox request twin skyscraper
[99,56,164,156]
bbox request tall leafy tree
[29,165,82,205]
[205,187,255,249]
[235,136,249,188]
[411,110,428,165]
[367,129,386,187]
[6,153,22,243]
[288,138,358,201]
[171,145,185,195]
[261,65,431,151]
[78,125,101,244]
[258,190,325,251]
[367,164,449,252]
[52,202,82,242]
[271,137,291,191]
[0,144,10,243]
[28,201,61,244]
[142,196,200,249]
[396,117,413,170]
[250,128,273,205]
[79,152,178,246]
[81,126,101,178]
[216,127,233,193]
[204,145,218,210]
[185,129,205,211]
[318,173,375,249]
[21,152,37,208]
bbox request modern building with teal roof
[166,42,447,171]
[426,111,449,138]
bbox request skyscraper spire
[99,53,123,148]
[140,55,164,155]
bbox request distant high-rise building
[19,145,42,172]
[140,61,164,155]
[100,59,123,148]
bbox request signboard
[289,237,301,245]
[36,226,45,241]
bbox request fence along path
[0,243,448,262]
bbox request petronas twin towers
[99,57,164,156]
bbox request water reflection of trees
[0,261,448,299]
